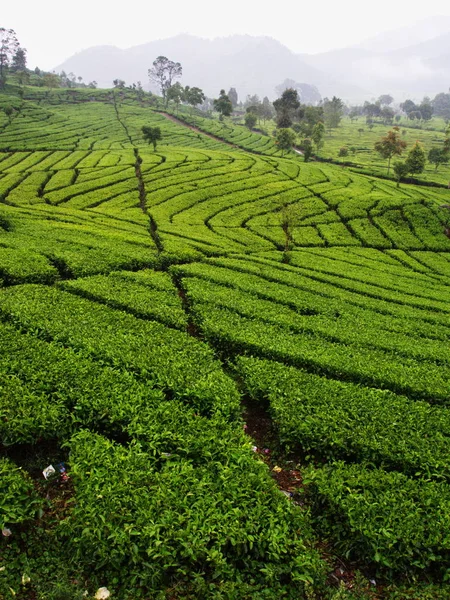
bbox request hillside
[0,88,450,599]
[54,34,366,101]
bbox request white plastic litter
[95,587,111,600]
[43,465,56,480]
[2,527,12,537]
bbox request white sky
[3,0,450,69]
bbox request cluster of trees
[1,28,96,91]
[147,56,206,114]
[349,92,450,125]
[270,88,337,159]
[0,27,26,87]
[374,125,450,185]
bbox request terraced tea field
[1,90,450,599]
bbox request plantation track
[1,89,450,599]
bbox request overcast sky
[4,0,450,69]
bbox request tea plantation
[1,89,450,599]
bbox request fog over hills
[54,34,366,102]
[56,18,450,103]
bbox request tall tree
[432,93,450,120]
[213,89,233,120]
[10,47,26,72]
[275,128,296,157]
[418,98,433,121]
[378,94,394,106]
[273,88,300,128]
[184,86,205,114]
[244,112,257,130]
[374,126,407,175]
[166,82,184,113]
[0,28,20,87]
[400,99,418,118]
[228,87,238,108]
[406,141,427,175]
[311,121,325,152]
[428,147,449,171]
[261,96,274,123]
[323,96,344,130]
[393,160,409,187]
[148,56,182,105]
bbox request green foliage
[63,430,325,597]
[244,111,257,130]
[213,89,233,118]
[304,462,450,574]
[273,88,300,128]
[275,127,296,156]
[0,458,42,529]
[428,146,449,171]
[374,126,407,175]
[234,356,450,479]
[393,160,409,186]
[142,125,162,150]
[323,96,344,129]
[406,140,427,174]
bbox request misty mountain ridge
[56,19,450,103]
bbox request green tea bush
[0,458,42,530]
[304,462,450,575]
[63,431,325,598]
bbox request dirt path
[158,111,240,149]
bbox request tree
[400,99,418,117]
[311,121,325,152]
[113,79,126,89]
[43,73,60,89]
[406,141,426,175]
[374,126,407,175]
[428,147,449,171]
[349,108,360,122]
[184,86,205,114]
[432,93,450,120]
[3,105,14,121]
[301,138,313,162]
[244,112,257,130]
[323,96,344,130]
[142,126,162,151]
[261,97,274,123]
[16,69,29,86]
[280,203,301,252]
[148,56,182,106]
[228,87,238,108]
[166,82,184,113]
[393,160,410,187]
[0,28,20,87]
[273,88,300,128]
[275,128,296,157]
[11,47,26,72]
[419,98,433,121]
[363,102,381,118]
[381,106,395,125]
[338,146,349,157]
[213,89,233,120]
[358,128,364,136]
[378,94,394,106]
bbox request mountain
[54,34,366,102]
[354,16,450,53]
[300,18,450,100]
